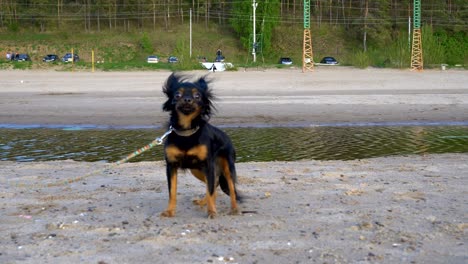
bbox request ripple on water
[0,126,467,162]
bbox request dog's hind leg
[190,169,209,207]
[160,166,178,217]
[193,192,218,209]
[193,196,207,207]
[219,157,239,215]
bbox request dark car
[62,53,79,63]
[279,57,293,65]
[13,53,31,61]
[168,56,178,63]
[319,57,339,65]
[43,54,59,62]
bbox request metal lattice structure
[410,0,423,71]
[302,0,314,72]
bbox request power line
[1,3,465,28]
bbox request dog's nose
[183,97,193,103]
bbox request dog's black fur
[160,72,240,218]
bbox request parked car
[168,56,178,63]
[279,57,293,65]
[147,55,159,63]
[62,53,79,62]
[13,53,31,61]
[43,54,59,62]
[319,56,339,65]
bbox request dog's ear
[195,75,214,100]
[195,75,216,119]
[162,73,180,112]
[163,73,179,96]
[195,76,209,91]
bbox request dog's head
[162,73,215,129]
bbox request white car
[147,55,159,63]
[279,57,293,65]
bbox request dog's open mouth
[177,103,196,115]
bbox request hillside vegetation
[0,0,466,70]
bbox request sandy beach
[1,68,467,263]
[1,67,467,127]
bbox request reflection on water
[1,126,468,162]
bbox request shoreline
[1,120,468,130]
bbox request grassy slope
[0,21,356,71]
[2,23,463,70]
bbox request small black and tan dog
[160,72,241,218]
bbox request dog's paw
[207,210,217,219]
[229,208,240,216]
[192,197,207,207]
[160,210,176,217]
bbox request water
[1,126,468,163]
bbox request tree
[229,0,280,54]
[346,0,392,51]
[229,0,252,49]
[28,0,50,32]
[259,0,280,53]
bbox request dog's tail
[219,160,243,203]
[219,175,243,203]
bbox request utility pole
[252,0,258,63]
[190,8,192,57]
[408,16,411,49]
[363,0,368,52]
[408,3,411,49]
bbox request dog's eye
[174,92,182,100]
[193,93,201,100]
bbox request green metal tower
[304,0,310,29]
[302,0,314,72]
[411,0,423,71]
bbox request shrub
[351,50,371,69]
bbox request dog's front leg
[206,188,217,219]
[161,166,178,217]
[205,167,218,219]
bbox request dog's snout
[183,96,193,103]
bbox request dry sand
[0,68,467,263]
[1,67,467,127]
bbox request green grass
[0,22,465,71]
[0,60,33,70]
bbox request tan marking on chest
[165,144,208,163]
[177,110,200,129]
[186,145,208,160]
[165,145,185,163]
